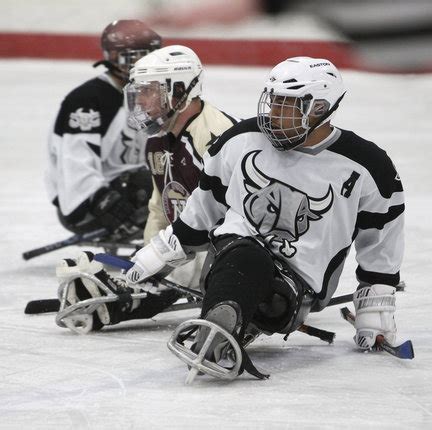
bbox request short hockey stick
[25,280,405,322]
[25,253,335,343]
[25,296,199,315]
[93,253,202,299]
[340,306,414,359]
[93,253,336,343]
[296,325,335,343]
[22,228,108,260]
[24,298,61,314]
[24,253,202,315]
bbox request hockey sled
[167,319,243,384]
[56,269,148,334]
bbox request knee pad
[253,274,315,335]
[203,237,274,324]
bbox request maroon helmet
[98,20,162,80]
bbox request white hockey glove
[126,225,187,285]
[353,284,396,350]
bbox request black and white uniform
[45,73,149,226]
[173,118,404,311]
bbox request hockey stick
[22,228,108,260]
[24,298,61,314]
[93,253,202,299]
[340,306,414,359]
[297,325,335,343]
[24,295,199,315]
[25,281,406,316]
[93,253,335,343]
[24,247,406,322]
[25,253,335,343]
[24,253,202,315]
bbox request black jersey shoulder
[54,76,123,137]
[219,110,238,126]
[327,129,403,198]
[208,117,260,157]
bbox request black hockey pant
[202,235,315,336]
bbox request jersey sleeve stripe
[182,131,203,164]
[356,266,400,286]
[356,204,405,230]
[316,244,351,302]
[86,141,101,156]
[172,217,209,246]
[199,172,228,207]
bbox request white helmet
[257,56,345,151]
[124,45,203,134]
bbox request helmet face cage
[104,49,154,79]
[115,48,153,67]
[257,90,313,151]
[124,81,170,134]
[257,57,345,151]
[100,20,162,79]
[127,46,204,132]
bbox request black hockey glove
[90,187,137,233]
[110,168,153,208]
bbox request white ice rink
[1,60,432,429]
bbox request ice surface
[0,60,431,429]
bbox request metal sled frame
[55,271,148,331]
[167,319,243,384]
[56,272,201,333]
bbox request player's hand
[353,284,397,350]
[91,188,136,233]
[125,226,187,285]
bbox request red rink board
[0,32,359,68]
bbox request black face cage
[98,49,154,81]
[118,49,152,69]
[257,89,312,151]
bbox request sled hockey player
[125,44,238,244]
[45,20,160,240]
[123,56,405,382]
[55,45,238,331]
[125,44,238,288]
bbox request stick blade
[390,340,415,360]
[24,299,60,314]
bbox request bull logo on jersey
[69,108,101,131]
[242,150,334,258]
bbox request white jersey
[45,73,148,216]
[143,101,238,243]
[172,118,404,309]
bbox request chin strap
[296,91,346,148]
[138,71,202,134]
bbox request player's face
[269,95,304,137]
[135,81,165,119]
